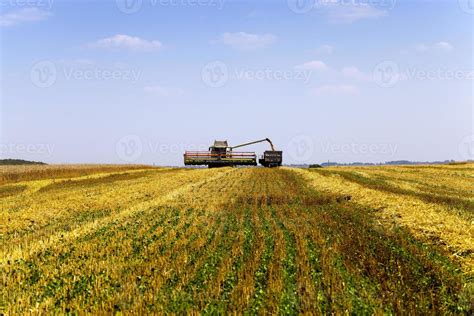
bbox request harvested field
[1,164,472,313]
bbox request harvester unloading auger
[184,138,283,168]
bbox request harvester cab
[184,138,282,168]
[209,140,228,159]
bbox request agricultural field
[1,164,473,314]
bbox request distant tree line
[0,159,46,166]
[320,160,457,167]
[284,159,471,168]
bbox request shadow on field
[0,184,27,198]
[38,171,154,193]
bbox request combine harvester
[184,138,283,168]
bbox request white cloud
[218,32,277,50]
[313,44,334,55]
[0,8,51,27]
[341,66,371,81]
[90,34,163,52]
[144,85,184,97]
[434,42,454,53]
[295,60,328,71]
[310,84,359,96]
[317,3,387,23]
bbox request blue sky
[0,0,473,165]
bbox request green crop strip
[159,213,225,312]
[202,207,256,314]
[129,210,173,258]
[270,207,299,315]
[306,239,330,314]
[166,212,239,311]
[245,208,275,314]
[186,213,238,294]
